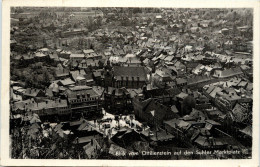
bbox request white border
[1,0,259,166]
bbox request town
[10,7,253,159]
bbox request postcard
[1,0,259,166]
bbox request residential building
[64,86,102,116]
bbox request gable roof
[23,88,45,97]
[70,70,86,81]
[113,66,147,81]
[187,75,212,85]
[144,99,169,121]
[83,139,101,158]
[65,86,99,99]
[215,67,243,78]
[105,87,130,96]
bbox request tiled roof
[25,99,68,111]
[113,66,147,82]
[58,78,75,86]
[66,86,99,99]
[187,75,212,85]
[70,70,86,81]
[23,88,44,97]
[144,99,169,121]
[70,54,85,58]
[83,49,94,54]
[83,139,101,158]
[215,67,243,78]
[105,87,130,96]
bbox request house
[57,78,75,87]
[14,99,70,116]
[76,120,104,137]
[11,98,35,114]
[83,49,102,60]
[111,127,142,148]
[213,67,243,80]
[70,54,85,64]
[59,50,71,59]
[187,76,216,89]
[64,86,102,116]
[153,70,175,88]
[164,115,228,150]
[133,98,178,127]
[73,135,102,147]
[176,78,187,87]
[70,70,87,86]
[83,139,102,159]
[172,61,186,76]
[55,67,70,80]
[22,88,46,100]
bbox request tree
[181,95,196,116]
[43,71,50,86]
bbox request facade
[11,99,70,116]
[112,66,148,89]
[103,87,132,113]
[64,86,102,116]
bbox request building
[112,66,148,89]
[212,67,243,80]
[55,67,70,80]
[103,87,132,114]
[64,86,102,117]
[83,49,102,60]
[133,98,178,127]
[12,99,70,116]
[187,76,217,89]
[70,54,85,64]
[70,70,87,86]
[22,88,46,100]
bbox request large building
[64,86,102,116]
[103,87,132,113]
[111,66,148,89]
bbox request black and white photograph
[1,0,260,166]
